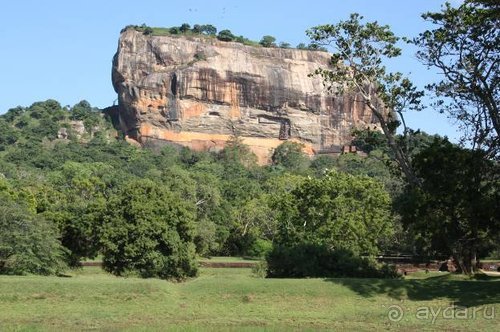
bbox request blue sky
[0,0,461,140]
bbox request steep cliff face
[112,29,380,163]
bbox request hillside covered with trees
[1,96,497,279]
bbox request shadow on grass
[325,273,500,307]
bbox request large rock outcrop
[112,29,380,163]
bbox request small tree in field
[100,179,198,279]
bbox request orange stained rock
[135,96,168,112]
[138,125,315,165]
[180,102,207,120]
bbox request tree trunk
[452,253,466,274]
[471,252,478,273]
[453,249,477,275]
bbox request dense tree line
[0,100,416,279]
[0,96,497,278]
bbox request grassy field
[0,266,498,331]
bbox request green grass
[0,267,498,331]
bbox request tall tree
[100,179,198,279]
[398,138,500,274]
[307,14,424,185]
[413,1,499,158]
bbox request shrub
[169,27,181,35]
[252,260,268,278]
[179,23,191,33]
[259,35,277,47]
[217,29,235,42]
[247,238,272,258]
[266,244,399,278]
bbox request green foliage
[341,151,403,199]
[247,239,272,258]
[351,128,388,153]
[43,161,112,265]
[304,43,328,52]
[0,118,19,150]
[267,244,399,278]
[234,35,261,47]
[0,199,67,275]
[169,26,181,35]
[272,170,393,256]
[397,138,500,274]
[179,23,191,33]
[0,99,108,147]
[219,135,257,168]
[296,42,328,51]
[199,24,217,35]
[3,106,24,123]
[226,196,276,256]
[192,24,202,34]
[310,155,337,176]
[259,35,277,47]
[217,29,235,42]
[271,141,310,172]
[70,100,102,132]
[6,97,488,279]
[100,179,198,279]
[193,218,218,257]
[122,23,300,50]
